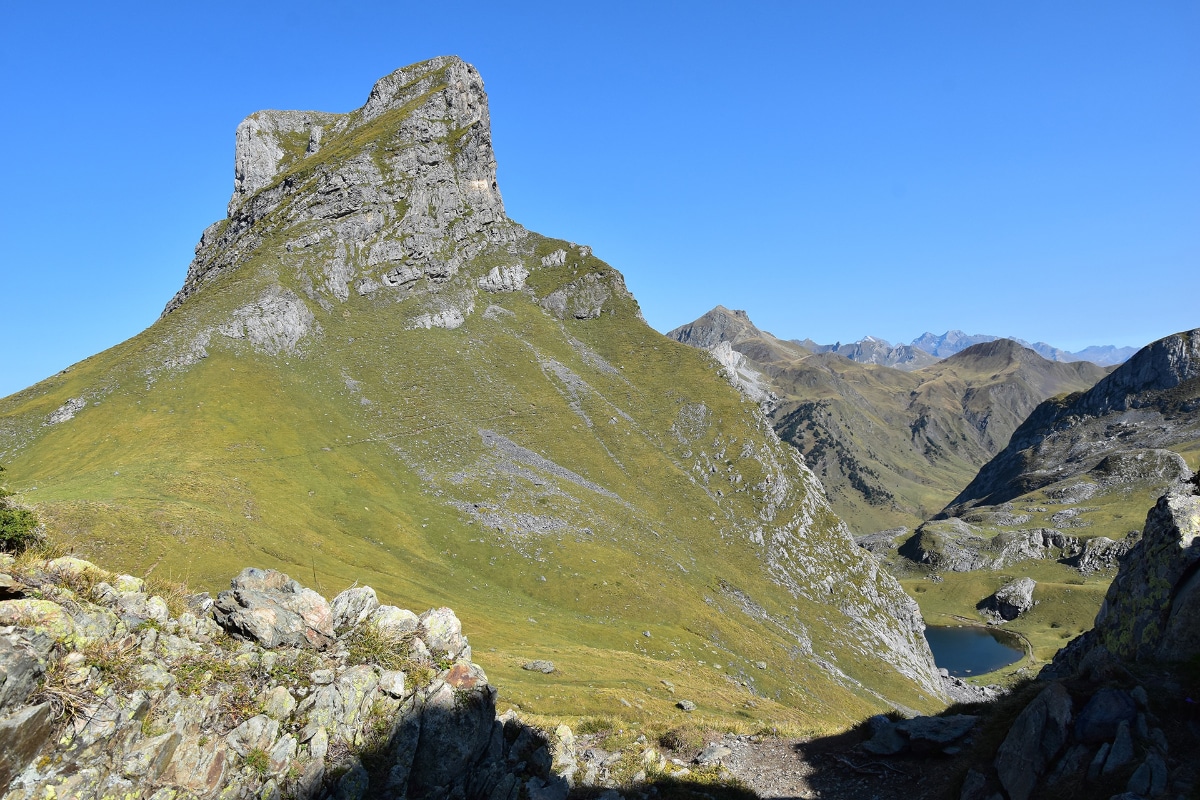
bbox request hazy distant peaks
[909,330,1135,366]
[674,308,1139,369]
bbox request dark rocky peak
[667,305,767,349]
[939,337,1031,367]
[1073,327,1200,415]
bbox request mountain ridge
[668,306,1107,532]
[763,325,1136,369]
[943,327,1200,514]
[0,57,945,728]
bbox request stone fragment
[161,734,229,794]
[308,725,329,761]
[334,762,369,800]
[113,574,147,594]
[552,724,577,783]
[0,629,50,713]
[676,699,696,712]
[259,685,297,720]
[379,669,406,697]
[296,665,379,744]
[369,605,420,638]
[227,714,280,757]
[0,599,75,641]
[978,577,1037,621]
[1103,720,1135,775]
[212,567,335,650]
[419,607,468,659]
[133,661,175,690]
[522,660,555,674]
[862,718,907,756]
[0,702,52,793]
[695,742,733,765]
[268,733,296,777]
[446,661,488,690]
[994,682,1073,800]
[896,714,978,754]
[526,775,570,800]
[120,731,181,779]
[1075,688,1136,743]
[331,586,379,631]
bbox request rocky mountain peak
[942,338,1029,368]
[165,55,509,317]
[1075,327,1200,416]
[666,305,767,350]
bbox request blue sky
[1,1,1197,397]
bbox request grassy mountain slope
[0,57,945,731]
[669,307,1106,534]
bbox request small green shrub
[0,465,41,554]
[344,623,413,671]
[657,725,704,752]
[244,747,270,775]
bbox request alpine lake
[924,625,1025,677]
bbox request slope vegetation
[0,57,944,730]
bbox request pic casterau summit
[0,56,947,738]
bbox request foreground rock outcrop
[956,478,1200,800]
[0,558,567,800]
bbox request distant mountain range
[669,307,1107,532]
[794,330,1137,370]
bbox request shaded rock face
[957,484,1200,800]
[0,557,567,800]
[1077,488,1200,663]
[945,328,1200,515]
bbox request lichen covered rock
[0,558,563,799]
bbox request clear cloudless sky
[1,1,1197,397]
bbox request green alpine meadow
[0,56,947,733]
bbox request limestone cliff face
[164,56,512,319]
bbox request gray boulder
[994,682,1073,800]
[0,628,51,713]
[0,703,52,794]
[1074,688,1136,743]
[213,567,336,650]
[419,607,469,660]
[862,713,978,756]
[978,577,1037,621]
[330,586,379,632]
